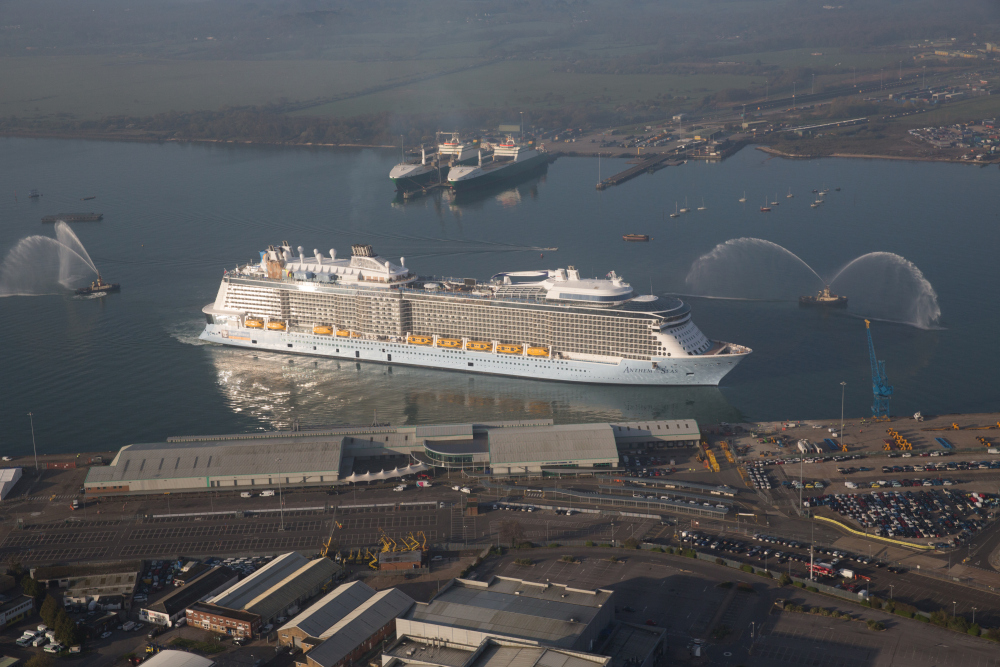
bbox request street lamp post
[889,584,894,600]
[973,606,977,626]
[27,412,39,471]
[840,382,847,447]
[953,601,957,619]
[276,458,285,531]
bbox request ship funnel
[314,249,322,262]
[330,248,336,261]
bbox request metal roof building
[84,434,344,494]
[302,588,415,667]
[487,424,618,475]
[277,581,376,647]
[384,635,611,667]
[207,552,341,625]
[139,651,215,667]
[0,468,22,501]
[398,576,614,652]
[140,565,238,627]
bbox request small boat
[28,189,41,198]
[679,197,690,214]
[770,195,779,206]
[245,318,264,329]
[313,325,333,335]
[814,199,824,205]
[669,202,680,219]
[408,335,432,345]
[800,285,847,308]
[697,198,707,211]
[336,329,350,337]
[497,344,524,355]
[760,197,771,213]
[623,234,650,242]
[835,187,841,191]
[267,321,286,331]
[75,273,119,295]
[81,196,96,201]
[466,341,492,351]
[436,338,462,348]
[527,346,549,357]
[786,187,794,199]
[738,191,747,203]
[810,203,820,208]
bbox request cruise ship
[200,243,750,385]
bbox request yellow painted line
[813,515,934,551]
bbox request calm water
[1,137,998,455]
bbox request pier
[596,154,683,190]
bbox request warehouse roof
[385,636,610,667]
[244,558,340,621]
[86,435,343,485]
[305,588,414,667]
[187,602,260,624]
[404,577,612,648]
[488,425,617,465]
[139,650,214,667]
[145,566,236,617]
[209,553,309,609]
[279,580,376,640]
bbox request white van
[260,490,275,497]
[240,491,252,498]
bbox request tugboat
[799,285,847,308]
[75,274,120,296]
[622,234,650,242]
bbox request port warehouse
[83,419,701,495]
[138,565,238,627]
[182,552,341,636]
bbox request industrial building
[137,650,215,667]
[298,589,415,667]
[139,565,238,627]
[186,602,260,639]
[383,635,612,667]
[200,552,341,629]
[31,561,140,606]
[0,468,22,501]
[85,419,700,495]
[397,576,614,652]
[0,595,34,630]
[278,581,378,648]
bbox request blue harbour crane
[865,319,893,420]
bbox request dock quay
[596,154,680,190]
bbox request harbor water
[0,137,997,455]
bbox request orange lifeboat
[408,335,432,346]
[313,325,333,335]
[466,341,491,352]
[336,329,350,337]
[436,338,461,348]
[497,344,523,355]
[527,346,549,357]
[267,321,286,331]
[245,318,264,329]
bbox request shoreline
[2,128,994,167]
[755,144,995,166]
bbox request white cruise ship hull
[199,324,746,386]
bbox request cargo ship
[199,242,750,385]
[41,213,103,223]
[76,274,120,295]
[389,133,481,191]
[447,136,549,191]
[799,285,847,308]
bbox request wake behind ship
[200,243,750,385]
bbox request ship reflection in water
[203,345,742,430]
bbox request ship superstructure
[389,133,483,191]
[200,243,750,385]
[447,136,549,190]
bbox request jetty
[596,155,683,190]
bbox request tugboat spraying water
[75,273,120,296]
[799,285,847,308]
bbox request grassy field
[888,95,1000,127]
[295,60,759,118]
[728,47,912,71]
[0,56,479,120]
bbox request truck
[416,481,432,488]
[838,568,856,580]
[240,491,252,498]
[123,621,136,632]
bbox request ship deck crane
[865,320,893,421]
